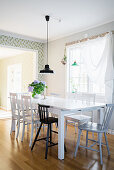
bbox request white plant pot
[34,94,41,99]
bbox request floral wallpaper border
[0,35,44,80]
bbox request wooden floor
[0,119,114,170]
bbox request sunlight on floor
[0,109,11,119]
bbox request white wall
[45,21,114,130]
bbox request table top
[32,96,105,112]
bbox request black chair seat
[42,117,58,124]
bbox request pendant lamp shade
[40,15,54,74]
[40,64,54,73]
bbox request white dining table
[32,96,105,160]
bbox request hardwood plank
[0,119,114,170]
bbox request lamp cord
[47,20,48,65]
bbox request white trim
[32,51,38,80]
[0,44,38,80]
[0,44,38,53]
[65,47,70,97]
[0,45,38,110]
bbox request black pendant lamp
[40,15,54,74]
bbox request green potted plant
[28,80,47,98]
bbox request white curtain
[80,33,114,103]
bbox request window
[67,43,105,95]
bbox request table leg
[58,111,64,160]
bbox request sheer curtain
[80,33,114,103]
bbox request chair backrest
[17,92,29,99]
[102,104,114,130]
[81,93,96,104]
[10,93,19,117]
[21,95,33,119]
[38,104,50,122]
[67,92,96,104]
[50,93,61,97]
[66,93,76,99]
[17,93,29,110]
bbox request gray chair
[75,104,114,165]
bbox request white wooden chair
[21,95,41,147]
[10,93,23,139]
[17,92,38,112]
[65,93,96,136]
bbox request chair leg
[29,122,34,147]
[45,124,50,159]
[10,119,15,134]
[10,120,13,135]
[50,124,52,143]
[31,123,42,151]
[92,132,94,139]
[16,121,18,126]
[78,122,83,136]
[16,120,20,139]
[75,123,77,134]
[21,121,25,142]
[10,119,13,135]
[37,123,41,136]
[51,123,53,130]
[27,123,29,131]
[35,124,38,135]
[64,144,67,152]
[55,122,57,128]
[104,132,110,155]
[74,129,82,157]
[43,124,45,132]
[91,111,94,139]
[98,133,103,165]
[86,131,88,147]
[77,124,83,136]
[65,119,67,138]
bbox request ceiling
[0,0,114,42]
[0,46,31,59]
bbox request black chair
[31,104,66,159]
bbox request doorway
[0,46,38,115]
